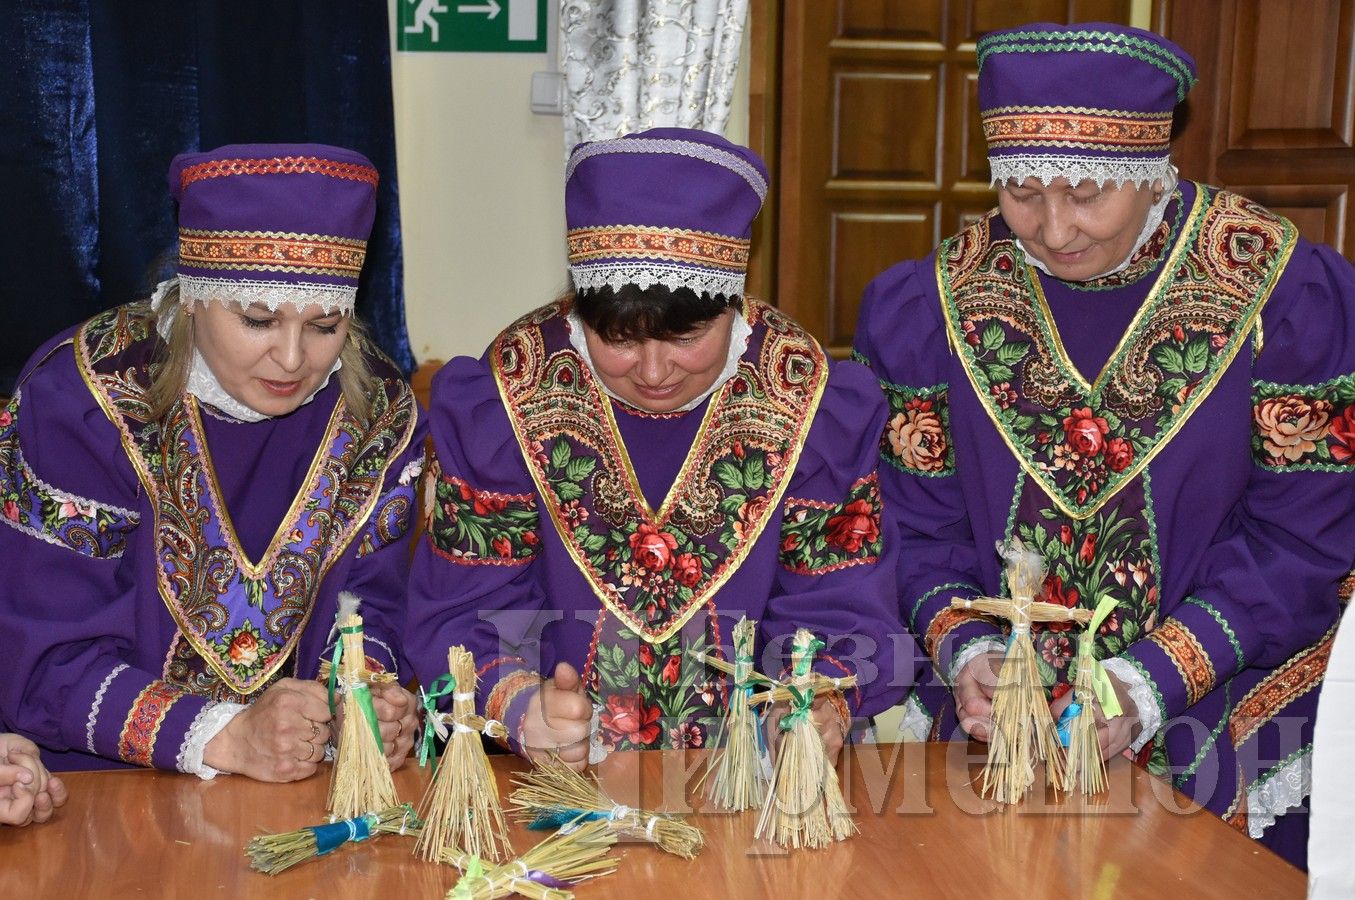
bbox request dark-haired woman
[407,128,912,770]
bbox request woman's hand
[520,662,592,771]
[765,695,847,766]
[367,682,419,770]
[0,733,67,826]
[953,651,1004,742]
[1049,671,1141,759]
[204,678,333,782]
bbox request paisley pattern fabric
[492,298,826,644]
[939,187,1297,519]
[76,302,417,697]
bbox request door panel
[1156,0,1355,257]
[777,0,1135,356]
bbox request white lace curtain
[559,0,750,150]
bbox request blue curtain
[0,0,413,393]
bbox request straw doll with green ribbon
[1057,596,1123,796]
[327,613,400,819]
[415,645,513,863]
[754,628,856,848]
[693,616,773,810]
[950,539,1092,804]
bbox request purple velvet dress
[0,302,425,772]
[406,299,913,757]
[856,181,1355,867]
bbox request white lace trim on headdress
[566,307,752,414]
[152,278,343,422]
[1248,748,1311,839]
[177,274,355,315]
[176,701,246,780]
[1100,656,1165,754]
[566,137,768,201]
[1016,164,1180,281]
[990,153,1174,191]
[570,262,747,301]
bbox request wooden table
[0,742,1303,898]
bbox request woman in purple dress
[407,128,912,770]
[0,145,425,782]
[856,24,1355,867]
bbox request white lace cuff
[948,638,1007,687]
[896,693,933,742]
[1248,749,1311,839]
[177,701,246,780]
[1101,657,1163,754]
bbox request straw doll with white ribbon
[415,646,513,862]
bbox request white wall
[390,3,750,365]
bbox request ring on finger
[308,719,320,741]
[394,719,404,739]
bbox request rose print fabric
[856,180,1355,862]
[406,300,913,756]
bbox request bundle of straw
[316,659,398,686]
[509,756,704,859]
[754,628,857,849]
[414,646,514,863]
[951,539,1087,804]
[441,819,619,899]
[327,613,400,819]
[245,803,421,875]
[1060,596,1122,796]
[696,617,771,810]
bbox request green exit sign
[398,0,547,53]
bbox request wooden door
[768,0,1135,356]
[1155,0,1355,257]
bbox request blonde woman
[0,145,424,781]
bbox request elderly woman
[407,128,911,769]
[0,144,424,781]
[856,24,1355,867]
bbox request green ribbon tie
[326,623,365,717]
[1079,596,1122,718]
[418,673,457,768]
[450,855,486,898]
[779,684,814,732]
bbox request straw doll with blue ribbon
[245,803,420,875]
[1058,597,1122,796]
[327,612,400,819]
[950,539,1092,804]
[415,645,513,863]
[508,754,704,859]
[754,628,856,848]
